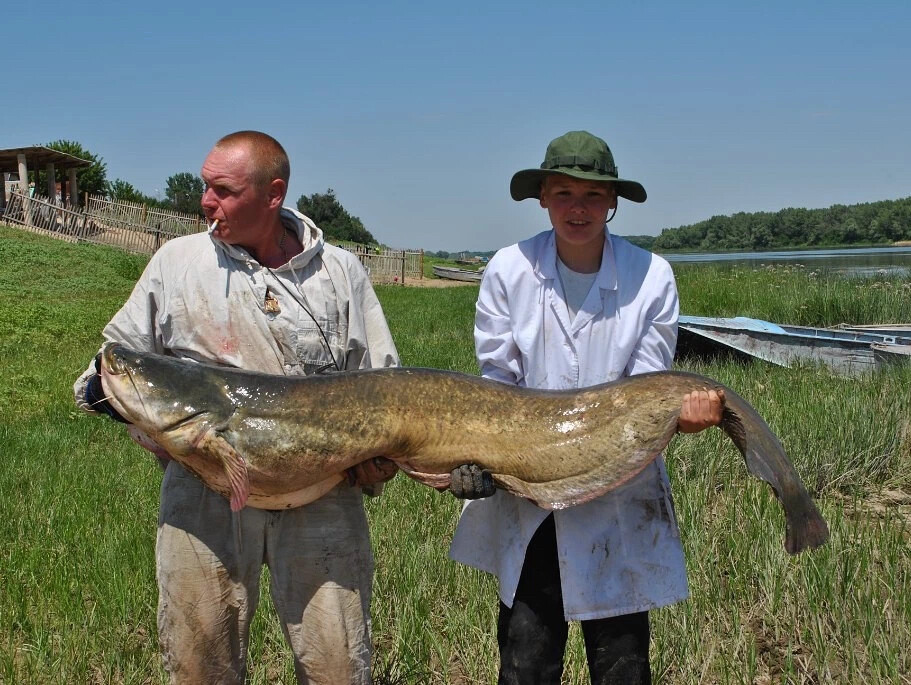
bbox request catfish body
[100,344,828,553]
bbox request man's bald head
[214,131,290,192]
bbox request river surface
[660,246,911,277]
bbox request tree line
[624,197,911,252]
[26,141,377,245]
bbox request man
[74,131,398,684]
[448,131,723,684]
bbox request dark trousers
[497,515,652,685]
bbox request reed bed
[674,261,911,326]
[1,224,909,683]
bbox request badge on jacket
[264,288,281,314]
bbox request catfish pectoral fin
[395,463,451,490]
[197,430,250,511]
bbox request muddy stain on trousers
[156,463,374,684]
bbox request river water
[660,246,911,278]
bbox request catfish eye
[101,344,128,375]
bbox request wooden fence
[2,191,192,253]
[1,191,423,284]
[84,193,206,236]
[336,241,423,283]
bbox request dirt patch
[401,278,478,288]
[836,488,911,530]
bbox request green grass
[674,261,911,325]
[1,224,909,683]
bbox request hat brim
[510,168,646,203]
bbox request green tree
[109,179,146,204]
[652,196,911,251]
[296,188,377,244]
[34,140,108,198]
[165,173,205,215]
[621,235,656,251]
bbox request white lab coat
[449,228,689,621]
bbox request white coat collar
[535,226,619,292]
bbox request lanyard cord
[264,263,342,374]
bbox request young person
[448,130,723,684]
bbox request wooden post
[17,154,31,226]
[68,169,79,207]
[46,163,56,200]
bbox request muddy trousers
[497,515,652,685]
[156,464,374,685]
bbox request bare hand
[347,457,399,487]
[677,389,725,434]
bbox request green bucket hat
[510,130,647,203]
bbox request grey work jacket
[74,207,399,492]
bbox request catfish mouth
[99,343,214,438]
[99,343,157,426]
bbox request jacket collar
[213,206,325,269]
[535,226,618,292]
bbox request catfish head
[99,343,234,460]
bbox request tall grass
[674,262,911,325]
[1,224,909,683]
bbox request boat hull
[678,316,911,376]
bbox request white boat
[871,342,911,368]
[677,315,911,376]
[835,323,911,336]
[432,265,484,282]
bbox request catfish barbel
[99,344,828,554]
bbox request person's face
[200,144,284,247]
[539,175,617,253]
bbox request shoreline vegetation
[1,224,909,683]
[622,196,911,254]
[652,239,911,256]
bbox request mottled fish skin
[100,344,828,554]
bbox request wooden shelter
[0,146,92,211]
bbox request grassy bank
[1,225,909,683]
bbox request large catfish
[99,344,828,554]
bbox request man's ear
[268,179,287,209]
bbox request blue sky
[5,1,909,252]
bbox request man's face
[539,175,617,253]
[200,144,281,247]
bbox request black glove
[450,463,496,499]
[84,353,129,423]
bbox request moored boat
[871,342,911,367]
[677,315,911,377]
[432,265,484,282]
